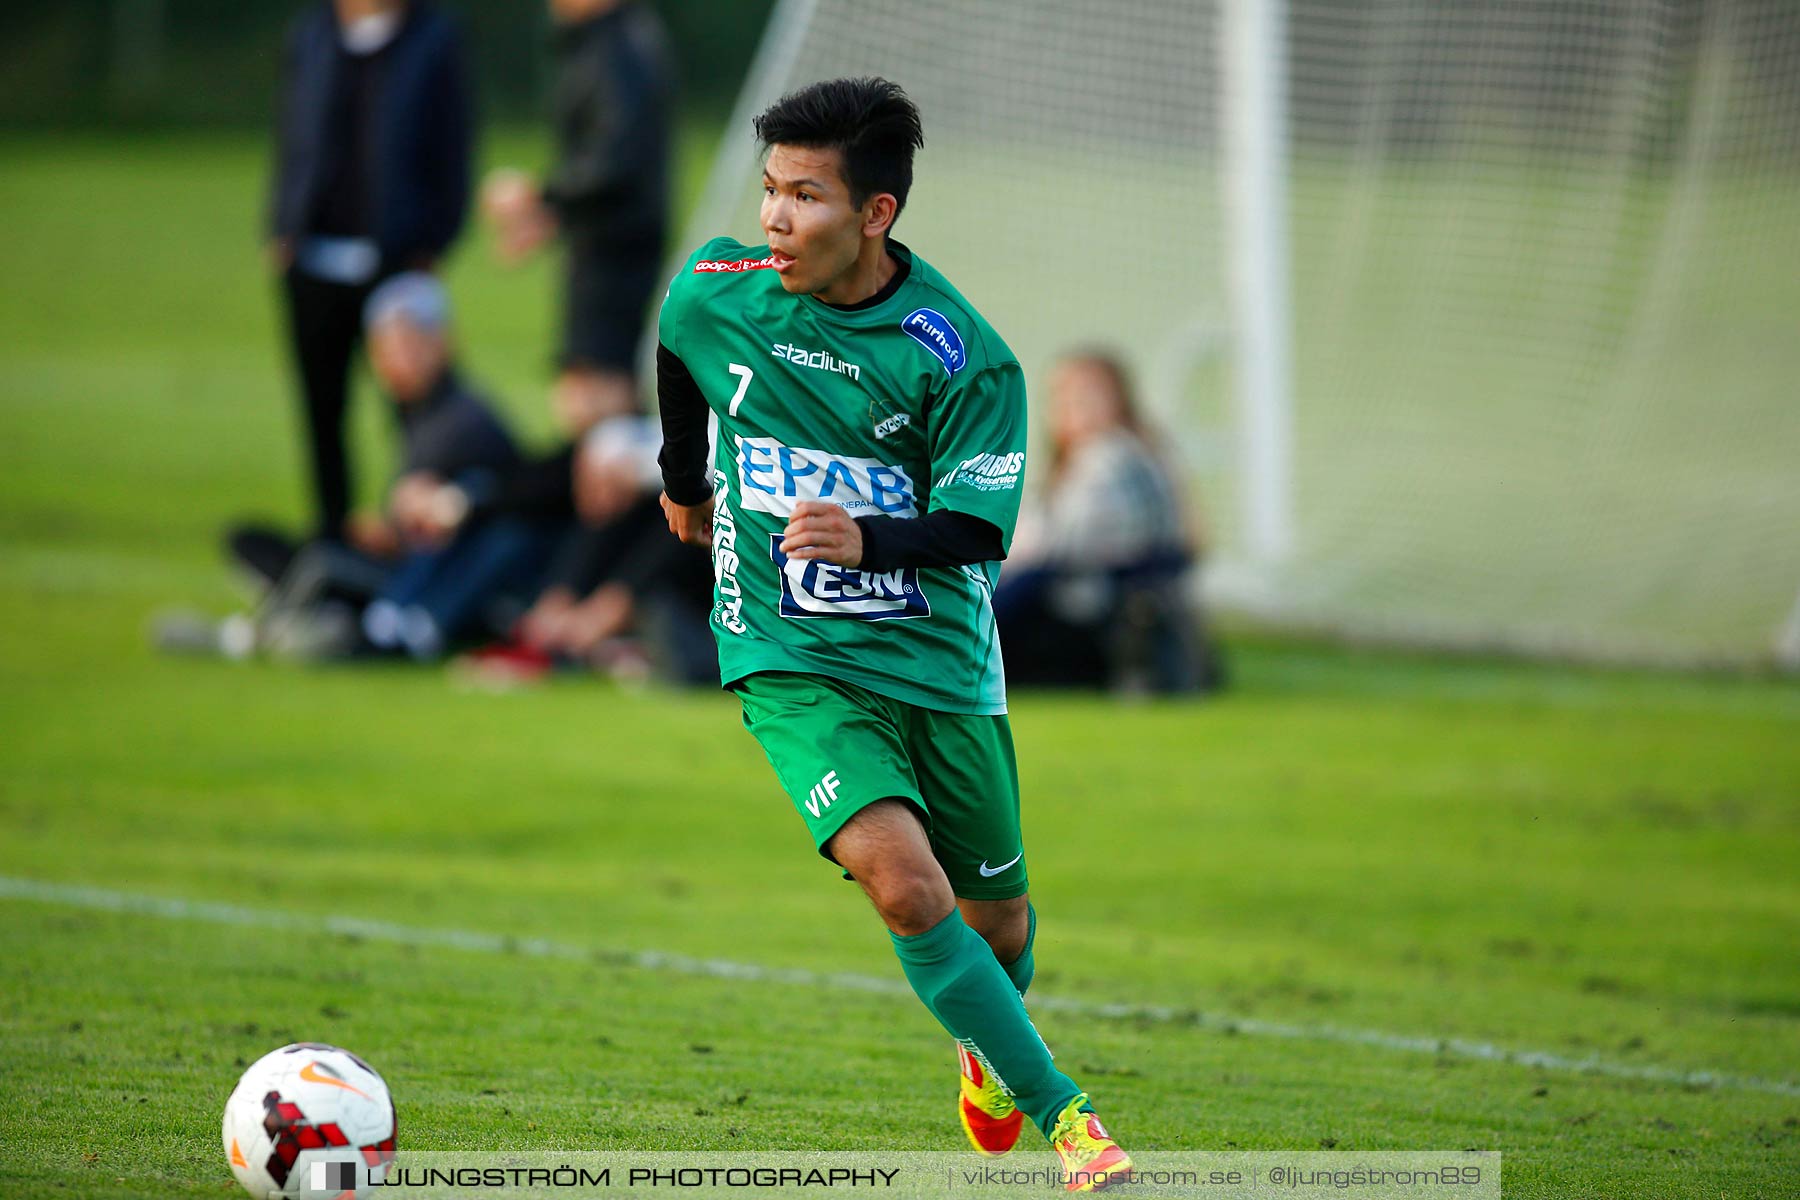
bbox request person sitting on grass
[169,274,527,661]
[451,416,715,685]
[351,273,558,659]
[995,349,1222,693]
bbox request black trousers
[560,229,662,372]
[281,268,385,540]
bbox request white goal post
[1223,0,1295,574]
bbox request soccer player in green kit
[655,78,1132,1192]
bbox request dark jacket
[269,1,474,266]
[399,371,518,481]
[540,2,674,251]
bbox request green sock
[892,908,1078,1139]
[1001,902,1036,997]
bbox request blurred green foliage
[0,0,776,129]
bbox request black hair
[753,77,924,221]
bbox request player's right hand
[661,492,715,547]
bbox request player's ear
[862,193,899,241]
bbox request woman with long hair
[997,350,1218,691]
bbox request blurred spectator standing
[269,0,474,543]
[997,351,1224,694]
[481,0,675,431]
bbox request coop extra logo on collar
[693,255,778,273]
[902,307,967,375]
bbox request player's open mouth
[770,250,796,272]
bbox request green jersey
[658,236,1028,716]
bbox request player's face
[760,145,870,297]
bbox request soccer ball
[222,1043,397,1200]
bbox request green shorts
[733,671,1028,900]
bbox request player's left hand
[780,500,863,568]
[661,491,715,546]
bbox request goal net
[680,0,1800,669]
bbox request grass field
[2,134,1799,1199]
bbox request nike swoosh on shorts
[978,852,1024,877]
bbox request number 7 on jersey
[726,363,754,417]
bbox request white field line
[4,875,1795,1098]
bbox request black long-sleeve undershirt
[852,511,1003,574]
[655,342,714,505]
[655,342,1005,573]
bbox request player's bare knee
[857,860,952,931]
[869,872,955,936]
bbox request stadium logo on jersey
[735,437,917,518]
[693,255,778,273]
[770,342,862,382]
[873,412,910,439]
[936,450,1025,492]
[770,535,930,621]
[902,308,967,375]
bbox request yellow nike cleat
[957,1043,1024,1156]
[1050,1093,1133,1193]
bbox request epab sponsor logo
[770,535,930,621]
[736,436,917,518]
[902,307,967,375]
